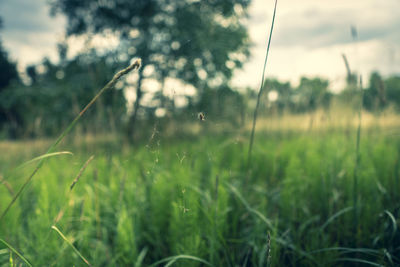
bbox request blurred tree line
[0,1,400,140]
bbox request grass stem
[353,75,363,246]
[51,225,91,266]
[0,238,32,267]
[70,155,94,191]
[247,0,278,170]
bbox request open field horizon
[1,111,400,266]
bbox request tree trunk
[127,67,144,142]
[160,77,166,109]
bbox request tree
[21,51,127,136]
[0,17,20,136]
[385,75,400,110]
[50,0,251,140]
[0,44,18,89]
[262,78,293,113]
[0,18,18,90]
[363,71,386,111]
[294,77,331,112]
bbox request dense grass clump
[0,128,399,266]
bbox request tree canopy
[0,16,20,136]
[0,17,18,90]
[50,0,251,138]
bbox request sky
[0,0,399,92]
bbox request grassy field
[0,116,400,266]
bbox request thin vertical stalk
[350,26,361,248]
[211,175,219,264]
[353,75,363,246]
[247,0,278,169]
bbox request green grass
[0,127,399,266]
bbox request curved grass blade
[227,183,273,229]
[383,249,395,265]
[0,151,73,196]
[70,155,94,191]
[134,247,148,267]
[0,59,141,221]
[0,238,32,267]
[273,236,317,264]
[383,210,397,235]
[310,247,383,257]
[334,257,384,267]
[51,225,91,266]
[14,151,73,171]
[320,206,353,231]
[310,247,399,265]
[150,255,212,267]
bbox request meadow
[1,0,399,265]
[0,112,399,266]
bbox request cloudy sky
[0,0,399,91]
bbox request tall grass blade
[0,59,141,221]
[0,151,73,196]
[51,225,91,266]
[0,238,32,267]
[53,155,95,224]
[309,247,384,257]
[134,247,148,267]
[227,183,273,229]
[353,75,363,244]
[9,251,13,267]
[320,206,353,231]
[383,210,397,235]
[272,236,316,263]
[70,155,94,191]
[150,255,212,267]
[247,0,278,168]
[334,257,384,267]
[14,151,73,171]
[310,246,399,265]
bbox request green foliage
[50,0,251,138]
[361,72,400,112]
[1,129,399,266]
[385,75,400,110]
[258,77,332,114]
[0,42,18,90]
[0,19,20,137]
[294,77,331,111]
[197,85,246,126]
[263,78,292,113]
[1,53,127,137]
[363,72,386,110]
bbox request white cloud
[0,0,65,67]
[233,0,400,90]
